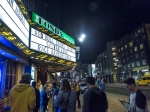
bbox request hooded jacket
[10,83,36,112]
[82,87,108,112]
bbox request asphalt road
[105,83,150,100]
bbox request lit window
[114,63,117,66]
[112,47,116,51]
[142,60,146,65]
[125,45,127,49]
[113,58,116,61]
[129,42,133,47]
[121,47,124,51]
[134,47,138,52]
[112,53,117,56]
[140,44,143,49]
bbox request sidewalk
[47,92,150,112]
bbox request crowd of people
[9,73,149,112]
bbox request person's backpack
[90,88,108,112]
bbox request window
[125,45,127,49]
[141,52,145,57]
[127,64,130,68]
[112,52,117,56]
[147,77,150,80]
[118,49,120,52]
[130,49,132,53]
[129,42,133,47]
[134,47,138,52]
[140,44,143,49]
[113,58,116,61]
[136,61,140,66]
[121,47,124,51]
[126,57,129,61]
[112,47,116,51]
[122,53,124,56]
[126,51,128,55]
[114,63,117,66]
[124,65,126,69]
[123,59,125,63]
[142,60,146,65]
[143,78,146,80]
[131,55,133,58]
[135,54,139,59]
[132,63,135,67]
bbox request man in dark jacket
[82,76,108,112]
[119,78,148,112]
[32,81,40,112]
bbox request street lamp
[78,34,86,42]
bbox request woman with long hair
[54,78,76,112]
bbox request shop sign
[133,66,149,71]
[0,0,29,46]
[31,12,75,45]
[30,28,76,62]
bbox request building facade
[95,23,150,83]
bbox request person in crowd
[37,80,42,92]
[82,76,108,112]
[96,77,101,88]
[100,78,106,91]
[119,78,149,112]
[40,86,50,112]
[10,73,36,112]
[32,81,40,112]
[52,82,59,112]
[54,78,76,112]
[72,81,81,108]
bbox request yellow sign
[133,66,149,71]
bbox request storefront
[0,0,77,109]
[0,0,30,109]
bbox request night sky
[37,0,150,63]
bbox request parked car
[78,82,87,94]
[136,75,150,86]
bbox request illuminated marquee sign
[31,12,75,45]
[0,0,29,46]
[30,28,76,62]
